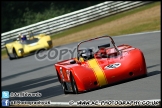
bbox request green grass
[51,2,160,39]
[113,19,161,36]
[2,49,6,55]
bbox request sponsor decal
[104,63,121,69]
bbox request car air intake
[129,72,134,76]
[94,81,97,85]
[47,40,52,46]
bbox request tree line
[1,1,105,33]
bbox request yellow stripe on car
[87,59,108,86]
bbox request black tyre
[57,72,61,83]
[61,81,68,94]
[13,48,18,59]
[5,47,14,60]
[143,73,148,77]
[70,74,78,94]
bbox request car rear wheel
[70,74,78,94]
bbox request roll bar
[77,35,120,59]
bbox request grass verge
[51,2,160,39]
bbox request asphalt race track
[2,31,161,104]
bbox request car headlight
[18,48,24,54]
[60,67,64,79]
[60,67,62,72]
[66,69,70,74]
[66,69,70,80]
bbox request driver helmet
[81,48,93,60]
[21,35,27,41]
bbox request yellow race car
[5,31,53,60]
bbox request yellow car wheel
[13,48,18,59]
[5,47,14,60]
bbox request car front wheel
[61,81,68,94]
[13,49,18,59]
[5,47,14,60]
[70,74,78,94]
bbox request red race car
[54,35,147,94]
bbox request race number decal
[104,63,121,69]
